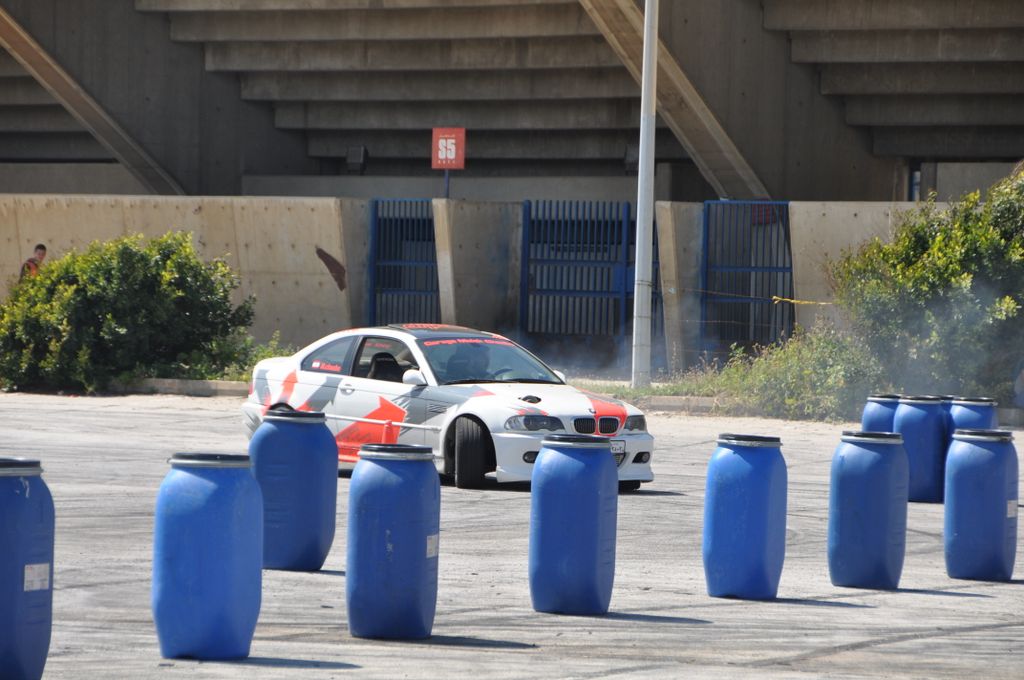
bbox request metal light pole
[631,0,658,388]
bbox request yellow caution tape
[771,296,833,306]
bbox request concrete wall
[0,194,369,347]
[0,0,315,195]
[243,174,650,204]
[931,162,1020,201]
[788,201,923,329]
[432,199,521,334]
[1,193,950,367]
[660,0,904,200]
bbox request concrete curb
[649,398,1024,427]
[102,381,1024,425]
[647,395,722,413]
[111,377,248,398]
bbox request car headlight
[623,415,647,432]
[504,415,564,432]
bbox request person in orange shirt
[19,243,46,281]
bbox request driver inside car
[444,343,490,383]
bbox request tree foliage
[830,168,1024,398]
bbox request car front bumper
[491,430,655,484]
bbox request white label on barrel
[24,563,49,592]
[1010,500,1018,520]
[426,533,439,559]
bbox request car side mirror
[553,370,567,383]
[402,369,428,386]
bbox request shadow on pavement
[605,611,712,625]
[770,598,874,609]
[236,658,359,670]
[629,489,684,497]
[898,588,993,598]
[411,635,537,650]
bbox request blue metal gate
[701,200,794,357]
[368,199,440,325]
[519,200,663,367]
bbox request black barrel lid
[841,431,904,444]
[899,395,943,404]
[952,429,1013,442]
[717,433,782,447]
[867,393,902,402]
[541,434,611,448]
[359,443,434,461]
[0,457,42,476]
[951,397,998,406]
[170,453,251,468]
[263,410,326,423]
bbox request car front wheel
[453,417,488,489]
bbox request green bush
[830,168,1024,399]
[0,232,254,391]
[717,323,888,420]
[156,330,296,383]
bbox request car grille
[614,452,627,466]
[574,417,596,434]
[574,417,621,435]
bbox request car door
[292,335,359,451]
[331,335,426,461]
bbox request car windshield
[418,337,562,385]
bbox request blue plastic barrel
[0,458,54,680]
[703,434,787,600]
[529,434,618,616]
[945,430,1018,581]
[949,398,998,435]
[861,394,901,433]
[347,444,440,639]
[893,396,946,503]
[828,432,909,590]
[249,411,338,571]
[152,454,263,660]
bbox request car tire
[618,480,642,493]
[454,417,488,489]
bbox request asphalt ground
[1,392,1022,679]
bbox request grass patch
[141,331,297,383]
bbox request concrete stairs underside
[0,50,111,162]
[765,0,1024,160]
[134,0,687,175]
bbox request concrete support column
[432,199,521,334]
[654,201,704,373]
[338,199,371,328]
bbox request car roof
[377,323,502,340]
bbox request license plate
[610,440,625,454]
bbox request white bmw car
[241,324,654,490]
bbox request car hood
[433,381,642,418]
